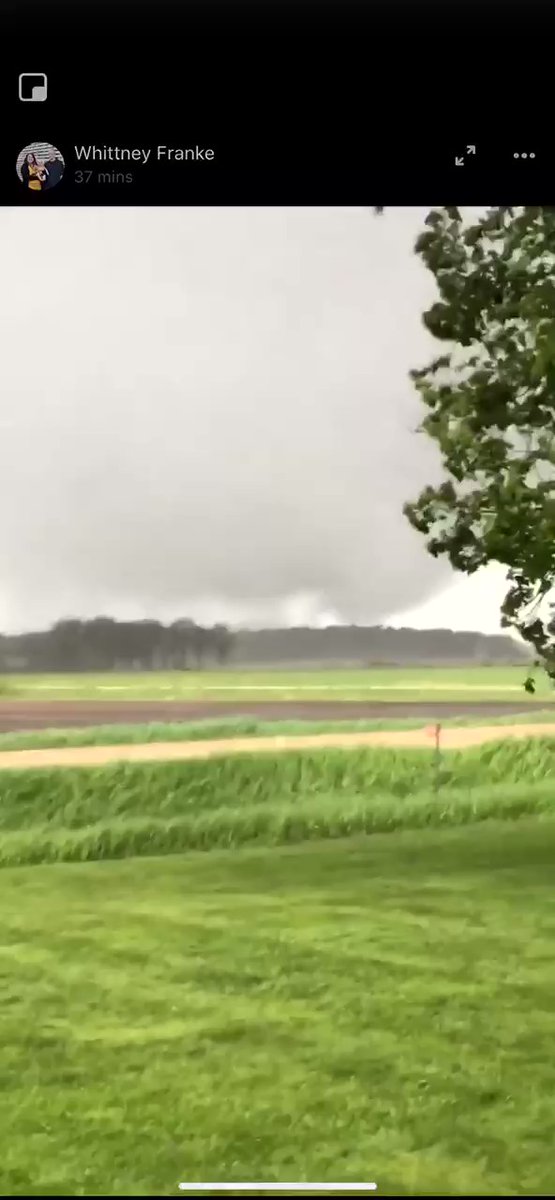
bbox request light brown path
[1,723,555,771]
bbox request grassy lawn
[2,822,555,1195]
[2,665,549,704]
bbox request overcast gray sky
[0,205,504,634]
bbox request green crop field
[3,741,555,1194]
[1,664,550,703]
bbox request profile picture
[16,142,65,192]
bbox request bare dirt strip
[0,699,553,732]
[1,723,555,771]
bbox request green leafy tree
[403,206,555,690]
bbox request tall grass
[1,780,554,868]
[1,738,555,867]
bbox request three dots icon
[513,152,536,159]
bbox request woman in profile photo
[21,151,47,191]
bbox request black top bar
[4,1,551,204]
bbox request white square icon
[19,73,48,102]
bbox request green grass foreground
[2,739,555,867]
[2,823,555,1195]
[0,709,555,753]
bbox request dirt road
[0,699,552,732]
[1,723,554,771]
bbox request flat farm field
[2,664,549,704]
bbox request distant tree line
[0,619,529,673]
[231,626,529,667]
[0,618,234,672]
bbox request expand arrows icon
[455,145,477,166]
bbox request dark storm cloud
[0,206,452,632]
